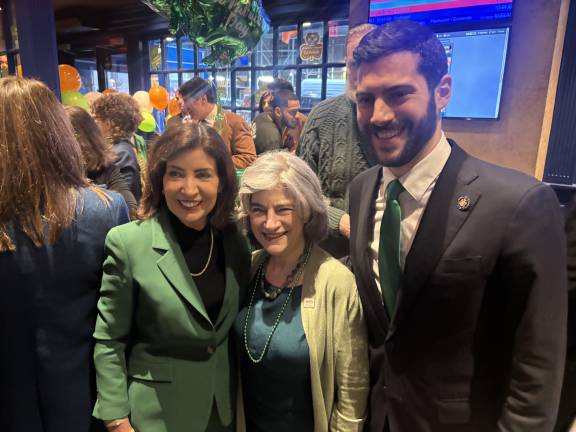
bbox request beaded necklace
[243,243,312,364]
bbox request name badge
[303,298,315,308]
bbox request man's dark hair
[354,20,448,90]
[270,90,298,111]
[268,78,294,93]
[179,77,216,103]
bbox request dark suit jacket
[112,139,141,202]
[92,209,251,432]
[0,188,129,432]
[349,142,567,432]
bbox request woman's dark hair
[139,122,237,231]
[353,20,448,91]
[65,105,115,173]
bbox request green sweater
[297,95,378,233]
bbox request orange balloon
[149,85,169,110]
[102,89,117,95]
[58,64,81,92]
[168,97,181,117]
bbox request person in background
[93,122,251,432]
[255,78,307,154]
[0,77,128,432]
[350,20,566,432]
[91,93,144,201]
[253,90,301,154]
[66,105,138,216]
[169,77,256,169]
[297,23,377,259]
[257,78,294,114]
[235,151,369,432]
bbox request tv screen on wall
[438,27,510,119]
[369,0,514,26]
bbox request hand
[105,418,135,432]
[339,213,351,239]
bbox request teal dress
[234,281,314,432]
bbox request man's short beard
[281,115,297,130]
[363,95,438,168]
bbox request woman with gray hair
[234,151,369,432]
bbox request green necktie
[378,179,403,317]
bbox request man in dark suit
[349,20,567,432]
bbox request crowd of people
[0,18,571,432]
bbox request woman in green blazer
[93,123,250,432]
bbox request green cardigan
[238,246,370,432]
[93,210,250,432]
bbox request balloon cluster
[132,85,172,132]
[141,0,269,65]
[59,65,89,110]
[52,63,178,133]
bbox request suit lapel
[152,211,212,325]
[389,143,481,338]
[356,166,391,333]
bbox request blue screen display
[369,1,513,26]
[438,28,509,119]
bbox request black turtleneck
[167,211,225,324]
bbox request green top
[235,282,314,432]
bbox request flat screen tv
[369,0,514,26]
[437,27,509,119]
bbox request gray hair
[238,151,328,244]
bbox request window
[145,19,348,121]
[0,0,19,78]
[105,54,130,94]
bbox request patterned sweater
[298,95,379,233]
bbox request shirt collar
[204,104,218,127]
[381,132,451,202]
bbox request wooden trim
[535,0,571,180]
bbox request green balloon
[61,91,89,111]
[139,111,157,133]
[141,0,270,66]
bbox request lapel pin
[456,195,471,211]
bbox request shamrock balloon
[141,0,269,66]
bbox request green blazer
[93,210,250,432]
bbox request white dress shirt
[370,133,452,296]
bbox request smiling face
[162,147,220,230]
[249,187,306,262]
[356,51,451,175]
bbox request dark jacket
[0,188,129,432]
[89,164,137,215]
[350,142,566,432]
[112,139,141,202]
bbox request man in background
[253,89,301,154]
[297,23,377,258]
[170,77,256,169]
